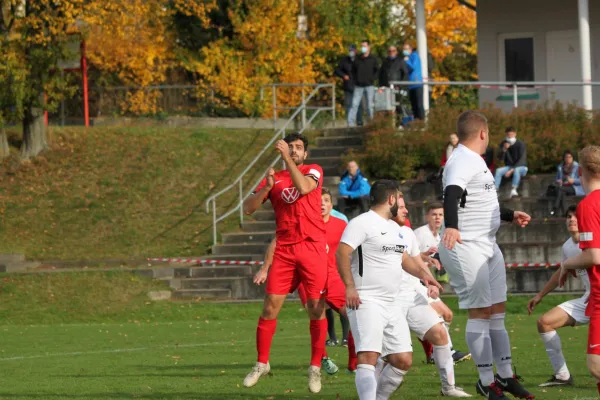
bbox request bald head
[347,161,359,177]
[457,111,488,142]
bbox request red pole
[81,39,89,128]
[44,93,48,126]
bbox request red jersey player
[254,188,358,375]
[242,133,328,393]
[559,145,600,393]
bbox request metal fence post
[212,199,217,246]
[239,179,244,226]
[301,83,306,130]
[513,84,518,108]
[331,85,336,124]
[272,85,277,130]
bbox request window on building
[504,37,534,82]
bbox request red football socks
[419,338,434,360]
[256,317,277,364]
[310,319,327,367]
[347,331,358,371]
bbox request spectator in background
[403,42,424,120]
[348,40,379,127]
[440,132,459,167]
[495,126,528,197]
[337,160,371,217]
[414,203,449,283]
[547,150,585,216]
[335,44,363,127]
[379,45,408,87]
[483,145,496,174]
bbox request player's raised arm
[243,168,275,215]
[402,252,443,292]
[275,139,318,196]
[254,238,276,285]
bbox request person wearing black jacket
[379,46,408,87]
[335,44,363,126]
[494,126,528,197]
[348,40,379,127]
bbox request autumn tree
[0,0,86,160]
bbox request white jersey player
[375,196,472,398]
[527,205,587,387]
[438,111,535,400]
[336,180,443,400]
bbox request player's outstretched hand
[441,228,462,250]
[346,287,362,310]
[513,211,531,228]
[424,278,444,293]
[275,140,291,161]
[430,257,441,271]
[253,268,268,285]
[427,285,440,299]
[527,295,541,315]
[265,168,275,189]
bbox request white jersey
[414,224,441,254]
[562,237,590,300]
[442,144,501,242]
[340,210,407,303]
[398,226,422,287]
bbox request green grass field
[0,273,598,400]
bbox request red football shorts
[266,240,327,299]
[296,271,345,311]
[588,314,600,355]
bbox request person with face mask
[494,126,528,198]
[335,44,364,126]
[379,45,408,87]
[348,40,379,127]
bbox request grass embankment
[0,126,277,261]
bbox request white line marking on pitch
[0,335,306,362]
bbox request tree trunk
[0,126,8,160]
[20,106,47,160]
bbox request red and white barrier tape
[148,258,561,268]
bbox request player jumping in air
[253,187,358,376]
[439,111,534,400]
[242,133,328,393]
[559,145,600,395]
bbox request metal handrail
[205,83,335,246]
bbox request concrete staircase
[161,126,583,300]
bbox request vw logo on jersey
[281,187,300,204]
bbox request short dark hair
[563,149,574,159]
[505,126,516,134]
[284,132,309,150]
[369,180,399,206]
[456,111,488,142]
[565,205,577,218]
[321,187,332,201]
[426,202,443,212]
[361,39,370,45]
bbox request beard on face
[291,153,303,166]
[390,201,399,218]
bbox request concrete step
[321,126,369,137]
[223,231,274,244]
[309,146,351,158]
[306,156,344,168]
[507,266,587,293]
[172,288,232,300]
[252,210,275,221]
[0,254,25,264]
[242,221,276,232]
[212,243,269,255]
[498,241,563,263]
[170,277,264,298]
[323,165,343,178]
[199,254,257,261]
[174,265,260,278]
[0,261,41,273]
[324,176,340,185]
[316,135,363,148]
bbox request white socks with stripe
[375,364,407,400]
[466,318,495,386]
[356,364,377,400]
[541,330,570,380]
[434,343,456,389]
[489,313,514,379]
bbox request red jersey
[405,218,412,229]
[577,190,600,315]
[325,215,347,273]
[255,164,325,245]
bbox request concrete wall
[477,0,600,111]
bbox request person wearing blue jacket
[337,161,371,217]
[402,42,424,120]
[548,150,585,216]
